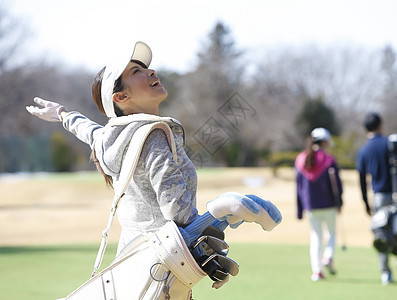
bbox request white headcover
[101,41,152,118]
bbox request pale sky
[5,0,397,73]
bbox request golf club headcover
[246,194,283,231]
[178,212,216,247]
[207,192,282,231]
[225,216,245,229]
[210,219,230,231]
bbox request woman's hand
[26,97,68,122]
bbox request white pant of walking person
[308,207,337,280]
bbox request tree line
[1,4,397,172]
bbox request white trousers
[307,208,337,274]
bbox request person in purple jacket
[295,127,343,282]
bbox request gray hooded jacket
[62,112,199,252]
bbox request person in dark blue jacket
[356,112,393,285]
[295,128,343,282]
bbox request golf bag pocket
[371,205,397,254]
[62,221,206,300]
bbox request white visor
[101,41,152,118]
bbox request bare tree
[163,21,254,166]
[176,21,245,121]
[379,45,397,134]
[0,3,29,73]
[245,45,394,152]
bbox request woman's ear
[112,92,128,104]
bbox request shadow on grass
[325,276,381,285]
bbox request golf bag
[371,204,397,255]
[62,221,206,300]
[389,134,397,202]
[371,134,397,255]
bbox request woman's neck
[124,106,159,116]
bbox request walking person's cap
[101,41,152,118]
[311,127,332,143]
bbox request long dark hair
[90,67,125,188]
[304,137,324,170]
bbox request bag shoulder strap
[328,167,341,207]
[91,121,177,277]
[113,121,177,195]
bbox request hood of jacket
[295,149,335,182]
[94,113,183,178]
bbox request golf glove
[26,97,67,122]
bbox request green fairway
[195,244,396,299]
[0,243,395,300]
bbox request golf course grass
[0,243,395,299]
[1,168,396,299]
